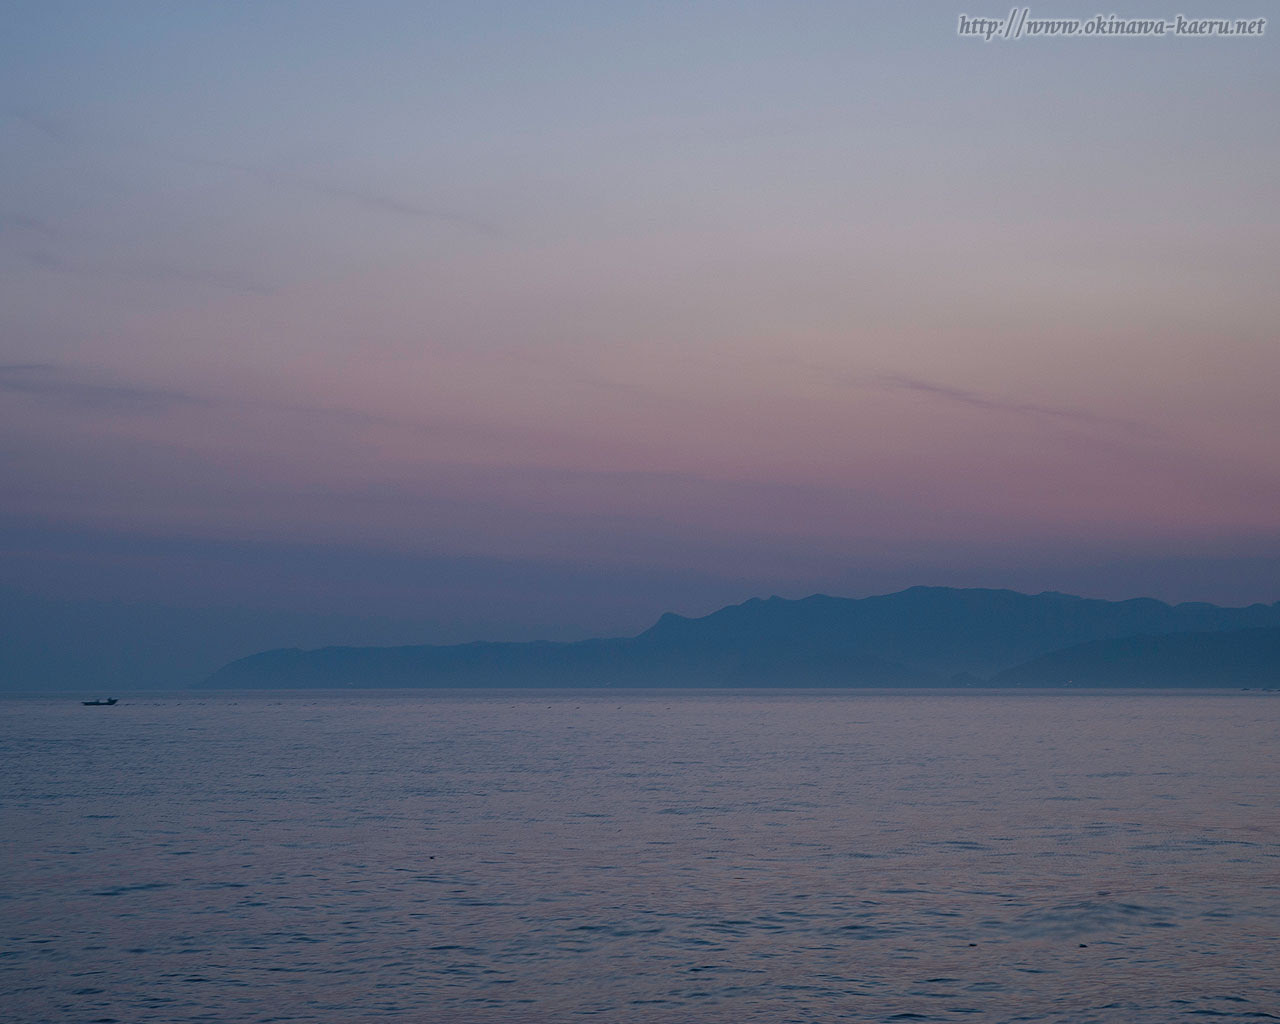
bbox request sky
[2,1,1278,687]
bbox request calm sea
[2,690,1277,1023]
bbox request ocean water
[1,690,1277,1023]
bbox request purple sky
[1,3,1277,684]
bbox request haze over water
[4,690,1277,1023]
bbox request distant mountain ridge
[198,587,1280,689]
[992,627,1280,688]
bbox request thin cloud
[18,247,275,295]
[188,157,505,238]
[871,372,1151,436]
[0,362,508,443]
[0,213,59,238]
[6,107,503,239]
[4,108,72,144]
[0,364,204,413]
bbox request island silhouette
[197,586,1280,689]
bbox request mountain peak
[199,586,1280,689]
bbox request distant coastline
[198,586,1280,690]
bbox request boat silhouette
[81,698,118,706]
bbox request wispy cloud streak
[0,364,203,413]
[0,362,513,446]
[6,108,503,240]
[188,157,505,238]
[4,108,72,144]
[0,212,60,238]
[871,372,1151,436]
[16,247,275,295]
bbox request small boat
[81,698,118,706]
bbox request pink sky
[1,3,1277,684]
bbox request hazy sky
[2,2,1277,683]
